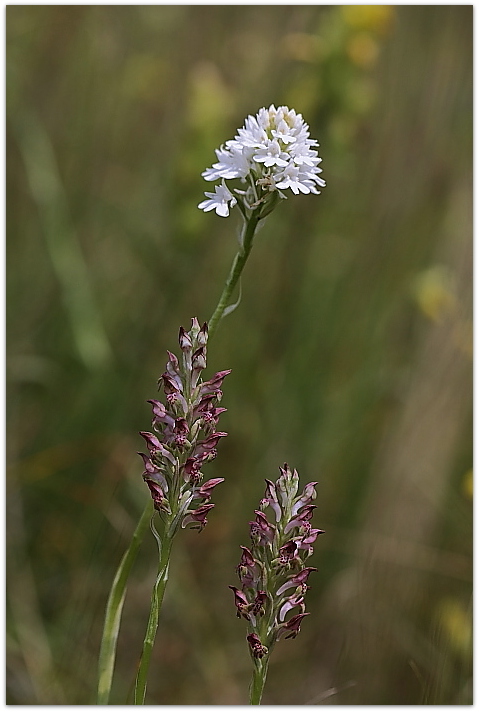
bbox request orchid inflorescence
[138,317,230,533]
[199,104,326,218]
[230,464,323,662]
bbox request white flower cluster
[198,105,325,217]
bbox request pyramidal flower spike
[199,105,325,220]
[230,463,324,704]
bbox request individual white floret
[198,181,237,217]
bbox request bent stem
[134,515,174,705]
[249,655,270,705]
[208,209,262,339]
[97,500,153,705]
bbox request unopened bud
[197,322,208,347]
[179,326,193,352]
[192,347,207,371]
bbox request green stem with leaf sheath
[134,516,174,704]
[249,656,270,705]
[208,210,262,339]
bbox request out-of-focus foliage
[7,6,472,705]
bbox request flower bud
[192,347,207,372]
[178,326,193,352]
[197,322,208,347]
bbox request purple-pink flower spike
[230,463,323,661]
[138,318,230,533]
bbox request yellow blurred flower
[341,5,395,36]
[413,266,457,322]
[462,469,473,500]
[436,598,472,658]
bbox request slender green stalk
[208,210,262,339]
[134,516,174,704]
[97,500,153,704]
[249,656,270,705]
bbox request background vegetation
[7,5,472,705]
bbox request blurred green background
[6,5,472,705]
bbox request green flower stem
[208,209,262,339]
[97,500,154,704]
[134,516,174,705]
[249,655,270,705]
